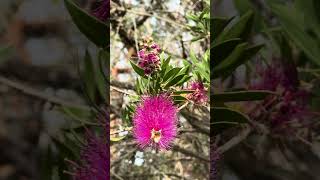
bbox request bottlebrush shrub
[121,39,210,150]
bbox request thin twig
[111,85,136,96]
[0,75,90,110]
[172,145,209,163]
[217,127,251,154]
[115,7,188,29]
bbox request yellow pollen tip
[151,129,162,143]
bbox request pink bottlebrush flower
[92,0,109,22]
[137,41,161,75]
[251,60,299,91]
[210,145,220,180]
[250,60,311,133]
[133,95,178,150]
[72,115,109,180]
[187,81,208,104]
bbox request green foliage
[64,0,108,47]
[130,54,191,102]
[186,1,210,41]
[211,11,269,134]
[269,1,320,66]
[189,50,210,83]
[211,107,250,135]
[212,11,263,79]
[212,90,276,103]
[81,49,108,104]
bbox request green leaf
[163,67,182,82]
[172,95,187,104]
[83,50,95,100]
[161,56,171,71]
[211,16,233,38]
[216,10,254,42]
[212,43,263,79]
[270,3,320,66]
[111,136,126,142]
[211,107,249,135]
[64,0,108,47]
[212,38,241,65]
[164,74,186,89]
[189,51,198,64]
[212,43,247,78]
[129,60,146,78]
[60,106,97,126]
[176,75,192,86]
[173,90,195,95]
[96,51,108,100]
[212,90,276,102]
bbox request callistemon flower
[187,81,208,104]
[92,0,109,22]
[73,117,109,180]
[250,61,310,132]
[210,145,220,180]
[137,41,161,75]
[133,95,177,150]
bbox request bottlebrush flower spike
[210,145,220,180]
[73,116,109,180]
[133,95,177,150]
[92,0,109,22]
[187,81,208,104]
[137,39,161,75]
[250,60,311,132]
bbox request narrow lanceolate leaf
[96,51,108,100]
[83,50,96,101]
[64,0,108,47]
[111,136,126,142]
[216,10,254,42]
[211,16,234,38]
[212,38,241,65]
[212,43,247,78]
[212,43,263,79]
[171,95,187,104]
[129,60,146,78]
[164,74,186,89]
[161,56,171,74]
[222,44,264,76]
[212,90,277,102]
[211,107,249,135]
[163,67,182,82]
[270,3,320,66]
[173,90,195,95]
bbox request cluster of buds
[137,38,161,75]
[186,81,208,104]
